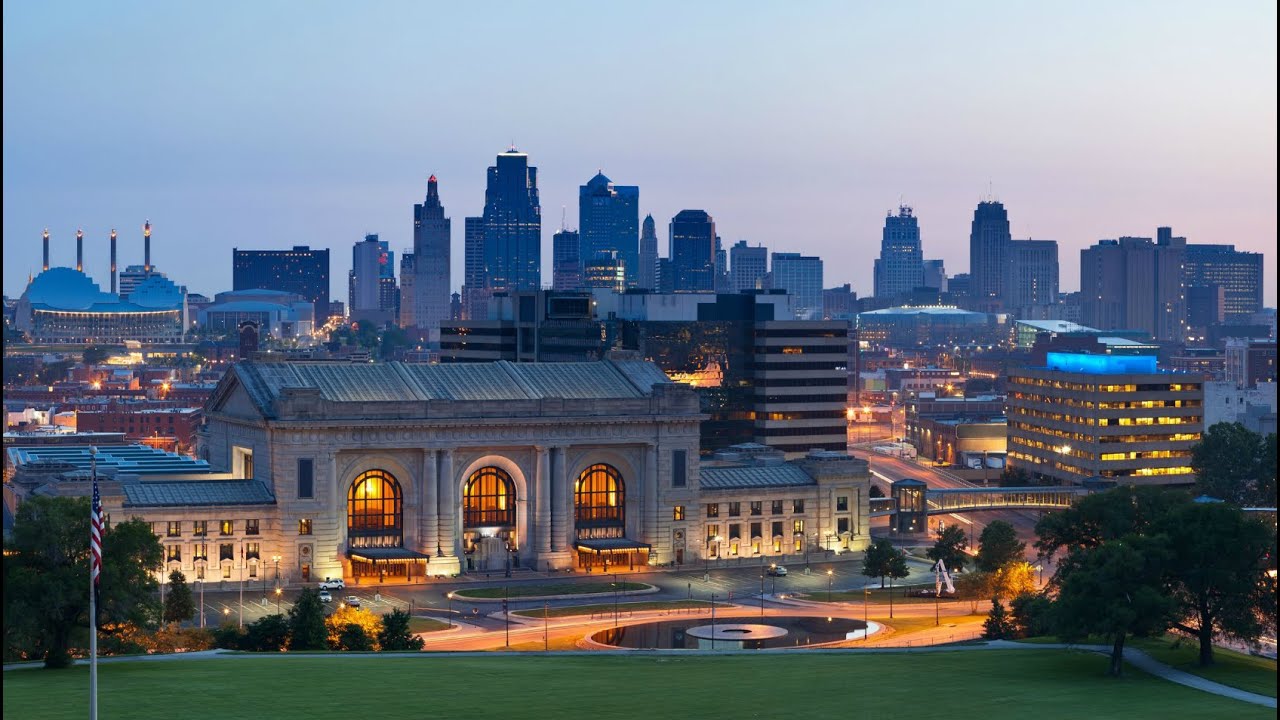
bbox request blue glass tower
[579,172,639,288]
[483,148,542,293]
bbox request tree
[955,571,994,613]
[983,598,1012,639]
[1010,592,1054,639]
[378,609,424,651]
[886,548,910,593]
[163,571,195,626]
[337,624,375,651]
[1053,535,1176,677]
[211,623,245,650]
[287,589,328,650]
[242,614,290,652]
[926,524,969,573]
[3,497,161,668]
[326,605,382,650]
[998,467,1033,488]
[82,346,110,365]
[976,521,1024,572]
[1191,423,1276,507]
[1158,502,1278,666]
[860,539,896,588]
[869,485,885,499]
[1034,485,1189,561]
[991,561,1036,600]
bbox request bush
[1010,593,1054,639]
[336,624,375,651]
[211,623,246,650]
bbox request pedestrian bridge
[869,486,1087,518]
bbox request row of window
[1009,377,1202,394]
[162,519,258,537]
[704,498,840,519]
[164,541,264,563]
[707,520,805,541]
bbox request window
[464,467,516,528]
[220,520,234,536]
[196,564,205,580]
[193,544,208,561]
[837,517,850,534]
[793,519,805,534]
[671,450,687,487]
[219,543,234,562]
[794,537,803,552]
[298,518,312,536]
[771,500,784,515]
[706,524,720,542]
[705,503,720,519]
[836,496,848,512]
[167,521,181,537]
[772,521,784,538]
[575,464,625,528]
[792,499,805,514]
[166,544,181,562]
[246,542,260,561]
[297,458,314,499]
[222,565,232,579]
[729,523,741,540]
[233,446,254,479]
[348,469,403,541]
[728,502,741,517]
[750,501,762,516]
[248,563,258,578]
[673,505,685,521]
[193,520,207,537]
[245,519,260,536]
[750,522,762,539]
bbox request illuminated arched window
[575,464,625,527]
[347,470,402,540]
[463,467,516,528]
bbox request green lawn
[511,600,725,618]
[4,650,1273,719]
[407,617,452,633]
[455,582,649,599]
[1129,636,1276,698]
[799,584,963,605]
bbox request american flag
[90,476,104,586]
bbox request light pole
[198,576,205,628]
[934,585,940,626]
[275,587,282,615]
[826,569,834,603]
[1035,564,1044,586]
[611,572,619,629]
[446,592,454,629]
[273,554,281,586]
[710,593,716,651]
[503,585,510,648]
[863,587,869,626]
[543,601,549,651]
[759,571,766,620]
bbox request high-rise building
[771,253,824,320]
[349,234,397,323]
[873,206,924,299]
[412,175,451,343]
[582,251,626,292]
[1184,244,1264,317]
[923,259,947,292]
[232,246,330,321]
[730,240,768,293]
[552,229,582,291]
[462,217,486,320]
[1006,239,1060,310]
[968,200,1011,311]
[638,215,658,290]
[669,210,717,293]
[482,148,541,294]
[579,172,639,288]
[399,253,415,329]
[714,237,730,293]
[822,284,857,320]
[1080,232,1186,342]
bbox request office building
[1006,239,1059,311]
[715,237,730,293]
[873,206,924,299]
[232,246,330,321]
[822,284,856,320]
[1225,338,1277,386]
[669,210,717,292]
[482,148,542,294]
[399,253,415,329]
[923,259,947,292]
[968,200,1012,312]
[638,214,658,290]
[412,175,452,343]
[1007,352,1203,486]
[1080,231,1186,342]
[1186,285,1225,339]
[349,234,397,325]
[730,241,768,293]
[552,229,583,291]
[770,253,824,320]
[1184,244,1264,317]
[583,251,626,292]
[579,172,639,288]
[751,320,849,455]
[462,216,487,320]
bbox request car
[344,596,361,608]
[318,590,333,603]
[318,578,345,590]
[766,565,788,577]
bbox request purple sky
[3,1,1276,305]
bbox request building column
[535,446,552,554]
[644,443,659,552]
[422,449,438,557]
[538,445,573,569]
[427,448,461,576]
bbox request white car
[766,565,788,577]
[318,590,333,603]
[318,578,345,590]
[344,596,361,608]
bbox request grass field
[4,650,1272,720]
[407,617,452,633]
[798,584,963,605]
[511,600,724,618]
[454,582,650,599]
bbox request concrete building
[198,289,315,338]
[1080,230,1187,343]
[730,240,768,293]
[922,259,947,293]
[1007,352,1203,486]
[1006,239,1059,312]
[1203,381,1277,435]
[1225,338,1277,386]
[411,175,452,343]
[638,215,658,291]
[349,234,397,325]
[1184,244,1264,318]
[968,200,1012,312]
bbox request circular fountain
[588,615,876,650]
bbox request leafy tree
[242,614,290,652]
[1191,423,1276,507]
[1158,502,1278,666]
[991,561,1037,600]
[287,589,328,650]
[1034,485,1189,561]
[35,360,73,386]
[3,497,161,668]
[955,570,994,613]
[1010,592,1054,639]
[211,623,245,650]
[869,485,885,499]
[378,609,424,651]
[163,570,196,626]
[983,597,1013,639]
[1053,535,1176,677]
[886,548,911,593]
[860,539,897,588]
[926,524,969,573]
[325,605,382,650]
[976,521,1024,572]
[998,467,1033,487]
[336,624,375,651]
[378,326,409,359]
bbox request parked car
[318,578,345,590]
[318,590,333,603]
[344,596,362,608]
[766,565,788,577]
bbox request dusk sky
[4,1,1276,305]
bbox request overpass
[870,485,1087,520]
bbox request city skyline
[3,2,1276,304]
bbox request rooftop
[700,463,816,490]
[6,444,213,476]
[122,480,275,508]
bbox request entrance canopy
[575,538,651,553]
[347,547,431,563]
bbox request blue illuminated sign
[1046,352,1157,375]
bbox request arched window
[575,464,625,527]
[347,470,402,541]
[463,467,516,528]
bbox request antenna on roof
[561,206,567,231]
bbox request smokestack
[76,228,84,272]
[143,219,152,275]
[42,228,49,272]
[110,229,118,294]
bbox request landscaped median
[452,581,655,602]
[794,584,963,605]
[511,599,729,619]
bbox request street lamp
[826,569,834,603]
[1035,564,1044,586]
[759,571,766,620]
[272,554,281,585]
[275,587,282,614]
[863,587,870,627]
[503,585,510,648]
[446,592,454,629]
[710,592,716,651]
[610,573,619,629]
[197,577,205,628]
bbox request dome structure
[20,267,117,310]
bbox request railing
[869,497,897,517]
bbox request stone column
[535,446,551,554]
[427,448,461,576]
[552,446,571,550]
[422,449,438,557]
[644,443,659,548]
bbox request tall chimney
[42,228,50,272]
[143,219,152,275]
[110,229,118,294]
[76,228,84,272]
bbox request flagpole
[239,547,244,629]
[89,448,99,720]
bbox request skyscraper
[771,252,824,320]
[350,234,397,323]
[482,148,541,294]
[1183,243,1264,317]
[714,237,729,293]
[922,259,947,292]
[552,229,582,290]
[399,252,415,329]
[462,217,487,320]
[579,172,639,288]
[730,240,768,292]
[873,205,924,299]
[669,210,716,292]
[968,200,1011,311]
[1006,240,1060,310]
[638,214,658,290]
[412,175,451,343]
[1080,231,1186,342]
[233,246,330,321]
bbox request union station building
[104,359,872,586]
